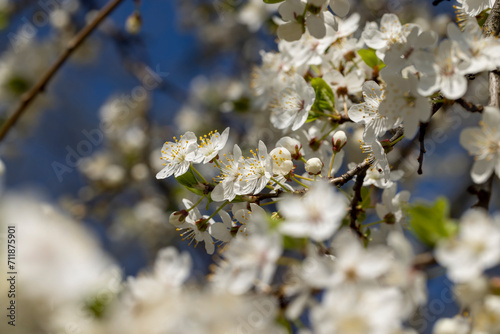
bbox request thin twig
[349,168,367,240]
[0,0,125,142]
[468,175,495,210]
[416,122,428,175]
[431,0,450,6]
[416,99,444,175]
[329,161,370,187]
[455,98,484,113]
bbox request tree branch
[484,0,500,38]
[468,174,495,210]
[416,122,428,175]
[416,99,444,175]
[484,1,500,108]
[349,168,367,240]
[455,98,484,113]
[329,161,370,187]
[0,0,125,142]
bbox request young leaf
[175,168,205,195]
[310,77,335,113]
[408,197,458,247]
[357,49,386,69]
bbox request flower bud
[276,136,303,160]
[332,131,347,152]
[270,147,294,176]
[169,210,188,226]
[126,11,142,35]
[305,158,323,175]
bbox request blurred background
[0,0,499,333]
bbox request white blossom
[270,74,316,131]
[156,132,198,179]
[460,106,500,184]
[193,127,230,164]
[348,81,391,142]
[435,209,500,283]
[278,180,347,241]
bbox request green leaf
[360,187,373,209]
[263,0,285,3]
[310,77,335,113]
[175,168,199,188]
[175,168,206,195]
[283,235,308,250]
[357,49,386,69]
[408,197,458,247]
[0,11,8,31]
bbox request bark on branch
[0,0,125,142]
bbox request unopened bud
[276,136,303,160]
[269,147,294,176]
[169,210,188,226]
[332,131,347,152]
[126,11,142,34]
[305,157,323,175]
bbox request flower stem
[389,134,405,146]
[271,177,292,192]
[190,164,207,184]
[293,174,314,181]
[261,200,279,206]
[327,152,337,178]
[291,175,309,188]
[187,196,205,212]
[362,220,385,229]
[207,200,230,220]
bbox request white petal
[278,22,304,42]
[306,14,326,39]
[329,0,350,17]
[471,159,495,184]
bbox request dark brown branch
[349,168,367,240]
[455,98,484,113]
[416,99,444,175]
[0,0,125,142]
[389,125,405,142]
[329,161,370,187]
[431,0,450,6]
[416,122,428,175]
[468,175,495,210]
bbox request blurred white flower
[312,285,406,334]
[375,183,410,226]
[278,180,347,241]
[270,74,316,131]
[460,106,500,184]
[435,209,500,283]
[362,13,416,60]
[433,317,470,334]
